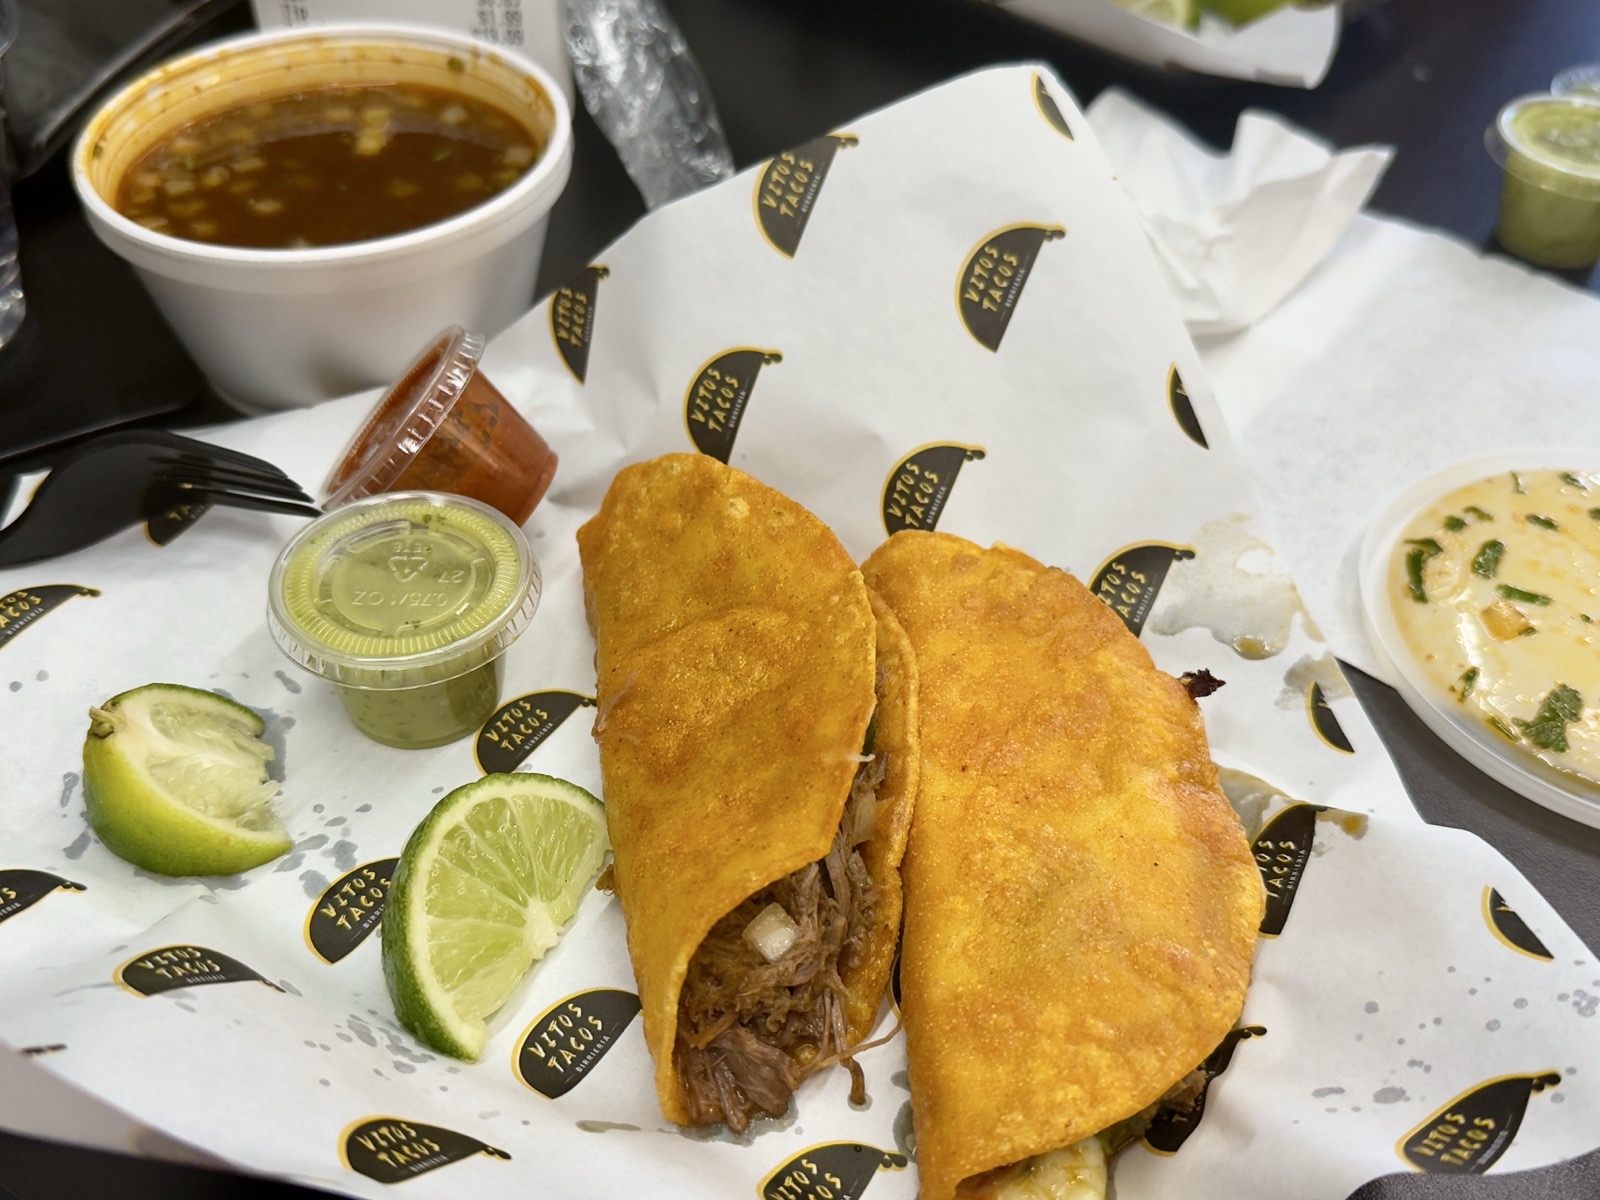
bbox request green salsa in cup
[268,491,539,748]
[1486,94,1600,270]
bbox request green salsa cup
[1486,94,1600,270]
[268,491,539,749]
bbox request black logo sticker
[305,860,397,965]
[755,134,858,258]
[881,443,985,536]
[956,224,1065,352]
[684,348,783,463]
[552,264,608,383]
[1032,72,1074,140]
[1254,803,1325,938]
[1145,1026,1266,1154]
[1169,366,1208,449]
[0,869,85,925]
[761,1143,909,1200]
[1089,543,1195,637]
[1307,681,1355,754]
[1397,1072,1561,1174]
[475,690,597,775]
[341,1117,511,1185]
[115,945,285,997]
[1482,887,1554,962]
[0,585,100,650]
[514,988,642,1099]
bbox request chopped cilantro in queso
[1390,468,1600,786]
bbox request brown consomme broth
[114,80,544,249]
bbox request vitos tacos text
[576,454,918,1131]
[862,531,1264,1200]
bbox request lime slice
[82,683,290,876]
[1198,0,1292,24]
[1111,0,1198,27]
[382,773,609,1061]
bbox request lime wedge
[1111,0,1198,27]
[82,683,290,876]
[382,773,609,1061]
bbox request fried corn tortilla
[861,531,1263,1200]
[576,454,917,1130]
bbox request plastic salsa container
[1485,94,1600,270]
[268,491,540,749]
[323,327,558,523]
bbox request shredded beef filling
[674,750,887,1131]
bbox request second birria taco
[576,453,918,1131]
[863,530,1263,1200]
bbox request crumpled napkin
[1085,88,1391,336]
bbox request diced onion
[743,902,800,963]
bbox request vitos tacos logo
[1031,72,1074,139]
[1090,543,1195,637]
[514,988,642,1099]
[0,585,100,650]
[1397,1072,1561,1174]
[551,264,608,383]
[306,859,397,965]
[1144,1025,1266,1154]
[881,444,985,536]
[755,134,858,258]
[115,945,284,997]
[684,348,783,463]
[0,869,85,925]
[1306,681,1355,754]
[341,1117,510,1185]
[1168,366,1209,449]
[1254,803,1325,938]
[475,690,597,775]
[957,224,1065,352]
[761,1142,909,1200]
[1482,886,1554,962]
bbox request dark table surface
[4,0,1600,1197]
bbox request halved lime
[382,773,609,1061]
[82,683,290,876]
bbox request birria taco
[862,531,1263,1200]
[576,453,918,1132]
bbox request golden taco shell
[861,530,1262,1200]
[576,453,917,1129]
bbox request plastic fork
[0,429,321,568]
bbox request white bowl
[71,23,572,413]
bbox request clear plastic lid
[1552,63,1600,100]
[268,490,539,690]
[1485,94,1600,199]
[323,327,486,509]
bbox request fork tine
[157,458,313,496]
[141,429,301,475]
[160,469,317,504]
[174,488,323,519]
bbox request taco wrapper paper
[2,66,1597,1199]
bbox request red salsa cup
[323,326,558,523]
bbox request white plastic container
[71,24,572,413]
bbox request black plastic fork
[0,430,322,568]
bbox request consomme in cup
[72,26,572,412]
[115,79,546,249]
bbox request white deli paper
[990,0,1340,88]
[1086,88,1390,337]
[3,66,1600,1200]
